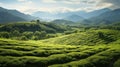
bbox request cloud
[18,0,26,2]
[42,0,56,3]
[18,0,32,4]
[0,2,3,5]
[1,0,119,14]
[42,0,97,4]
[98,0,120,9]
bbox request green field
[0,38,120,67]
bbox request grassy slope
[0,26,120,67]
[0,38,120,67]
[42,29,120,45]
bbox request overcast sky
[0,0,119,14]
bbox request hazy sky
[0,0,119,14]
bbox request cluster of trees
[0,22,66,33]
[0,30,43,40]
[99,22,120,30]
[97,32,116,43]
[101,26,120,30]
[0,30,57,40]
[0,22,68,40]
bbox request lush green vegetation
[43,29,120,45]
[0,22,67,40]
[0,22,120,67]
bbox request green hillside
[0,22,67,40]
[43,29,120,45]
[0,22,66,33]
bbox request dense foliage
[0,22,67,40]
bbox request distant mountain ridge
[32,11,87,21]
[8,10,35,21]
[0,11,25,23]
[0,7,120,25]
[0,7,36,23]
[64,14,85,22]
[32,8,111,21]
[50,8,120,26]
[81,8,120,25]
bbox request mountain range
[32,8,111,21]
[49,8,120,25]
[0,7,120,25]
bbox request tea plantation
[0,38,120,67]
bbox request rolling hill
[0,22,67,33]
[43,29,120,45]
[51,19,74,25]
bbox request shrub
[114,59,120,67]
[20,36,28,40]
[0,49,24,56]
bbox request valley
[0,3,120,67]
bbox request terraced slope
[43,29,120,45]
[0,39,120,67]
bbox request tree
[34,31,42,40]
[41,31,47,38]
[20,36,28,40]
[22,32,33,39]
[36,20,40,24]
[34,31,41,36]
[33,31,47,40]
[12,30,20,37]
[0,32,10,38]
[98,32,104,38]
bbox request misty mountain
[8,10,35,21]
[57,11,86,18]
[82,9,120,25]
[0,12,25,23]
[32,11,60,21]
[32,11,87,21]
[0,6,119,25]
[0,7,35,23]
[32,8,111,21]
[64,15,85,22]
[82,8,111,18]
